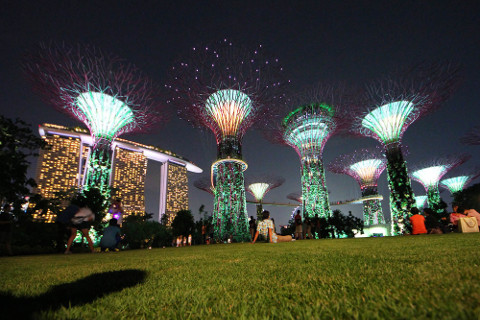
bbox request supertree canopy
[328,147,387,226]
[352,63,460,234]
[440,168,480,195]
[275,84,348,219]
[193,176,215,196]
[287,193,303,204]
[246,175,285,218]
[25,43,165,192]
[411,154,469,214]
[167,39,287,242]
[415,195,428,209]
[460,125,480,145]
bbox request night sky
[1,1,479,225]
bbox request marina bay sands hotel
[34,123,202,224]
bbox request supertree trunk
[385,144,415,235]
[426,186,442,214]
[361,186,385,226]
[301,158,330,218]
[84,138,112,193]
[256,203,263,220]
[213,161,249,242]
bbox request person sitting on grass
[65,206,95,254]
[449,204,466,230]
[100,218,121,252]
[409,207,427,235]
[252,211,293,243]
[423,208,442,234]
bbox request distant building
[34,123,202,223]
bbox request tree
[454,183,480,212]
[0,116,46,205]
[171,210,195,244]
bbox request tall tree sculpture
[328,147,387,226]
[268,84,348,218]
[246,175,285,218]
[25,43,166,193]
[351,63,459,234]
[167,39,287,242]
[410,154,469,214]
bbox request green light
[411,165,449,215]
[212,161,249,242]
[412,166,448,188]
[248,183,270,202]
[283,103,335,218]
[415,195,428,208]
[441,176,470,194]
[385,146,416,235]
[362,101,414,145]
[76,92,134,141]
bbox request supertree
[460,126,480,145]
[246,175,285,218]
[25,43,166,193]
[167,39,287,242]
[287,193,303,204]
[410,154,469,214]
[415,195,428,209]
[328,147,387,226]
[193,176,215,196]
[352,63,460,234]
[268,84,349,219]
[440,168,480,196]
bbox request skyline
[2,1,479,226]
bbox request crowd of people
[409,204,480,235]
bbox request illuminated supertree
[287,193,303,204]
[167,39,287,242]
[246,175,285,218]
[352,63,459,234]
[270,84,348,219]
[193,176,215,196]
[328,148,386,226]
[411,154,469,213]
[460,126,480,145]
[440,168,480,196]
[415,195,428,209]
[25,43,165,193]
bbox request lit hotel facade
[34,124,202,224]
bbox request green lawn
[1,233,479,319]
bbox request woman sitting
[252,211,293,243]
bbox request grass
[1,233,480,319]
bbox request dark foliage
[0,116,46,204]
[171,210,195,238]
[454,183,480,212]
[122,212,173,249]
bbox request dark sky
[1,1,479,225]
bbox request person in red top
[409,207,427,235]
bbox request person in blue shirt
[100,218,121,252]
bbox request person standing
[294,210,303,240]
[249,216,256,241]
[409,207,427,235]
[0,204,13,255]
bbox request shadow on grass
[0,269,147,319]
